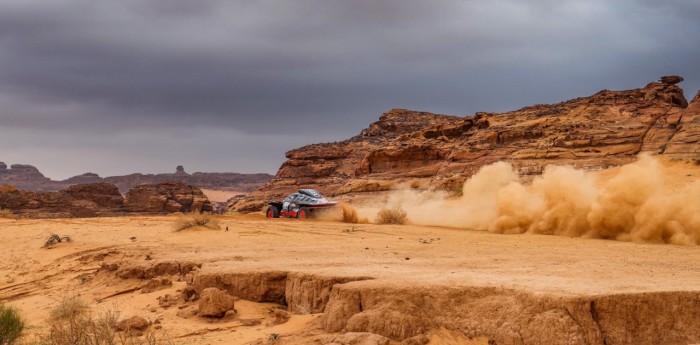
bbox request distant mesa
[0,164,273,194]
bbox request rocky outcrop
[115,316,150,334]
[231,76,699,212]
[0,164,52,191]
[664,90,700,156]
[0,165,273,193]
[0,182,124,218]
[198,288,236,318]
[124,181,213,213]
[0,181,213,218]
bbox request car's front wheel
[266,205,280,218]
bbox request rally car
[266,189,337,220]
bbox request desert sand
[2,158,700,344]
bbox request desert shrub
[48,297,89,321]
[36,297,171,345]
[0,304,24,345]
[0,209,17,220]
[43,234,72,248]
[173,211,220,231]
[375,205,408,225]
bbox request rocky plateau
[0,164,272,194]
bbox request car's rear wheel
[297,207,310,220]
[266,205,280,218]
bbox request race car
[266,189,337,220]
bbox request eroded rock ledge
[186,269,700,345]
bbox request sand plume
[387,154,700,245]
[316,202,368,224]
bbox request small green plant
[0,304,25,345]
[173,211,220,231]
[375,205,408,225]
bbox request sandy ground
[2,156,700,344]
[1,212,699,344]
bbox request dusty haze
[378,155,700,245]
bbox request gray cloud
[0,0,698,179]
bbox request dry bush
[0,209,17,220]
[375,205,408,225]
[43,234,72,248]
[0,304,25,345]
[173,211,220,232]
[35,297,171,345]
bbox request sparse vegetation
[375,205,408,225]
[43,234,72,248]
[0,304,25,345]
[173,211,220,231]
[35,297,171,345]
[0,209,17,220]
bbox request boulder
[198,288,236,318]
[115,316,149,333]
[660,75,683,85]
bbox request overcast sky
[0,0,698,179]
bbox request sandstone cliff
[231,76,699,212]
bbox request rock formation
[0,182,123,218]
[0,165,273,193]
[0,164,52,191]
[124,181,213,213]
[0,181,213,218]
[197,288,236,318]
[231,76,700,212]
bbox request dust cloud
[316,202,369,224]
[386,154,700,245]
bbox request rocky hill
[0,164,273,194]
[231,76,700,212]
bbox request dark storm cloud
[0,0,698,178]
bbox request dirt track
[1,213,699,344]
